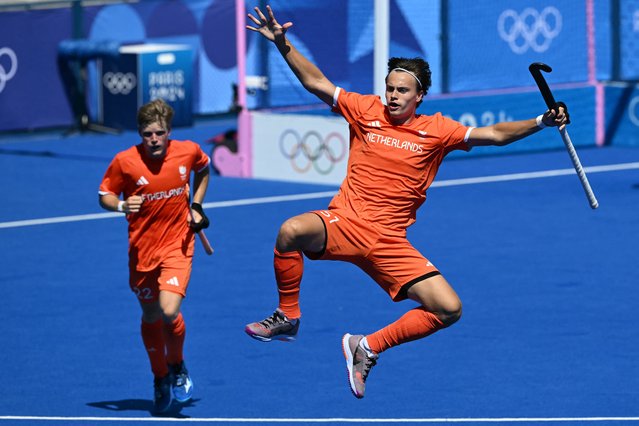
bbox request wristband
[536,114,547,128]
[117,200,125,212]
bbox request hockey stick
[529,62,599,209]
[185,185,214,255]
[189,206,214,255]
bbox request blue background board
[620,0,639,80]
[420,86,595,157]
[1,127,639,423]
[0,8,73,130]
[604,84,639,147]
[448,1,588,92]
[1,0,637,134]
[594,0,612,81]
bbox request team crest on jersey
[179,165,188,181]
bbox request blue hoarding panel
[0,8,73,131]
[620,0,639,80]
[605,84,639,146]
[448,1,588,92]
[419,86,596,157]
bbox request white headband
[389,67,422,89]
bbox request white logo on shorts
[166,277,179,286]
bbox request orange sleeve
[332,89,382,125]
[434,113,472,154]
[99,155,125,196]
[191,142,210,172]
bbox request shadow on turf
[87,398,199,418]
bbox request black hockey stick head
[529,62,556,109]
[529,62,552,74]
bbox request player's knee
[161,307,180,322]
[437,302,462,327]
[277,218,305,250]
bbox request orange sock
[163,313,186,366]
[366,307,444,354]
[141,319,169,377]
[274,248,303,319]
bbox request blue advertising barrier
[448,1,588,92]
[619,0,639,80]
[0,7,72,131]
[98,44,193,130]
[605,83,639,147]
[419,85,596,157]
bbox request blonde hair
[137,98,174,133]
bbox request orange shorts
[306,209,440,301]
[129,251,193,303]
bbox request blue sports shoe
[153,374,173,413]
[170,361,193,403]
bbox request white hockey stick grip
[558,127,599,209]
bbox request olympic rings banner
[251,112,349,185]
[249,84,600,184]
[448,0,587,92]
[0,0,636,135]
[250,82,639,185]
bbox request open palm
[246,5,292,42]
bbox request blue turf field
[1,127,638,425]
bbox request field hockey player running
[99,99,210,413]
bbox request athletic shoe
[170,361,194,403]
[342,333,379,399]
[245,308,300,342]
[153,374,173,413]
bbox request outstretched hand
[246,5,292,42]
[541,102,570,131]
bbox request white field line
[1,162,638,230]
[1,415,639,422]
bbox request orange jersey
[330,89,472,237]
[99,140,210,271]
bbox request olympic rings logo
[103,72,137,95]
[279,129,347,175]
[0,47,18,94]
[498,7,562,54]
[629,96,639,127]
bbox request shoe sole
[245,328,296,342]
[341,333,364,399]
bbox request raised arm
[247,5,336,106]
[467,104,570,147]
